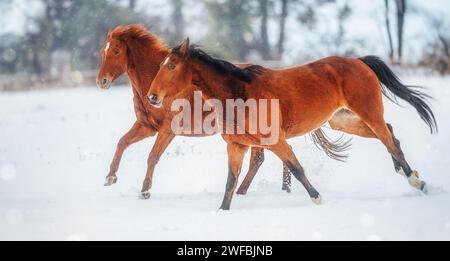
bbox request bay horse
[95,24,345,198]
[147,38,437,210]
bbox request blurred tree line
[0,0,345,75]
[0,0,158,75]
[0,0,449,76]
[207,0,320,60]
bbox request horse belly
[282,92,341,138]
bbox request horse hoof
[408,171,426,192]
[140,191,151,200]
[421,183,429,194]
[236,190,247,196]
[311,195,322,205]
[218,208,229,212]
[104,176,118,186]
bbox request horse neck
[126,42,169,98]
[191,61,246,102]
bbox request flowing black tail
[359,56,438,134]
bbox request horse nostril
[148,94,158,103]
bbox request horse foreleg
[105,122,156,186]
[236,147,265,195]
[140,132,175,199]
[270,139,321,205]
[220,143,249,210]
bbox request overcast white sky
[1,0,448,62]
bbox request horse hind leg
[369,121,426,192]
[329,109,403,175]
[236,147,265,195]
[387,123,404,174]
[236,147,293,195]
[282,163,292,193]
[329,109,377,138]
[282,145,294,193]
[342,105,427,192]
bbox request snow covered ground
[1,76,450,241]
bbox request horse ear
[179,37,190,59]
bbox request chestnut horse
[147,39,437,210]
[96,24,344,198]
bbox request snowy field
[1,76,450,241]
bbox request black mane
[172,45,263,83]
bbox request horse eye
[168,63,176,70]
[114,48,120,55]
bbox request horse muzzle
[147,93,163,108]
[97,78,112,90]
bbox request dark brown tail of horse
[310,128,352,162]
[359,56,438,134]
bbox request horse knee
[147,155,160,166]
[117,139,130,149]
